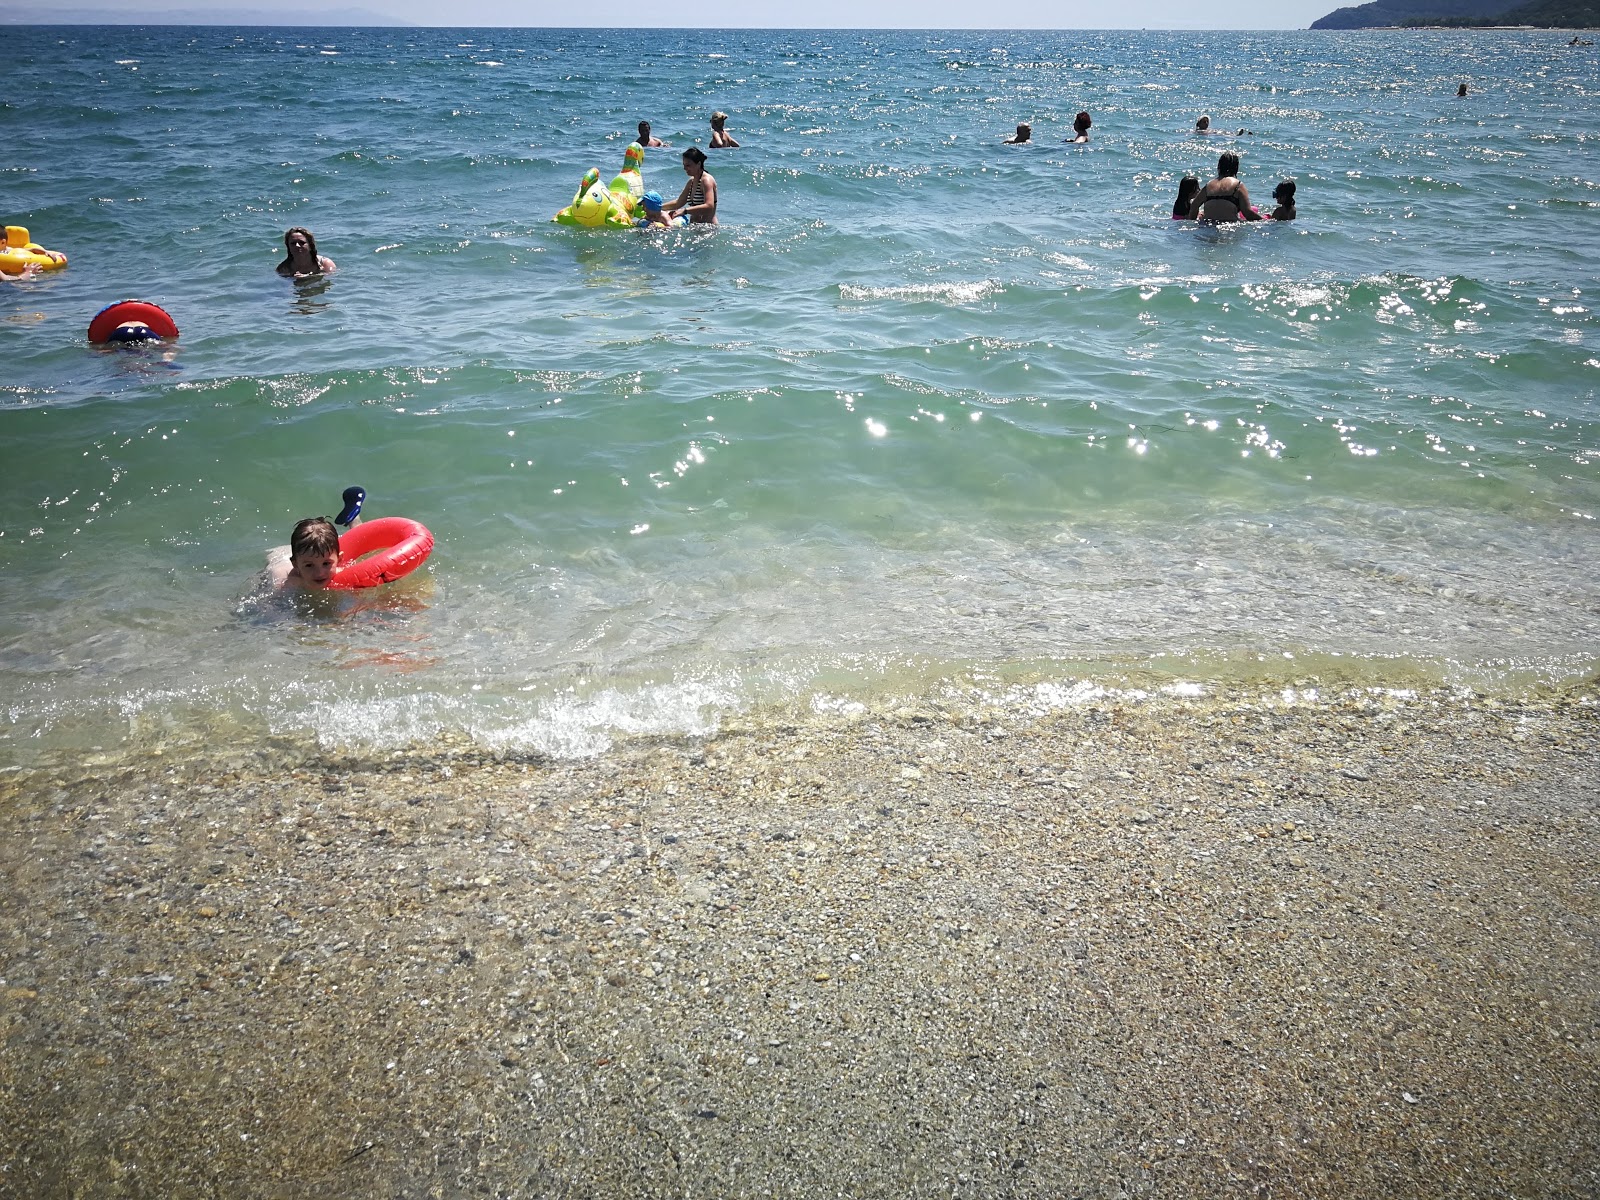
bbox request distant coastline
[1310,0,1598,30]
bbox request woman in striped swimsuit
[666,147,718,225]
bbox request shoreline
[3,687,1597,1197]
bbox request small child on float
[636,191,676,229]
[267,488,363,590]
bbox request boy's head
[289,516,341,587]
[642,190,664,213]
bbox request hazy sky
[1,0,1342,30]
[364,0,1336,28]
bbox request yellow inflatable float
[552,142,648,229]
[0,225,67,275]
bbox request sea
[2,26,1596,771]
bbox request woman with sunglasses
[276,227,336,277]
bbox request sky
[0,0,1343,30]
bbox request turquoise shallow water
[2,26,1597,765]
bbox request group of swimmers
[998,112,1296,224]
[629,113,737,227]
[1173,152,1297,223]
[1003,111,1093,144]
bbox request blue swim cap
[106,322,160,343]
[642,191,663,211]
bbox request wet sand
[2,688,1597,1198]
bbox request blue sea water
[2,26,1597,768]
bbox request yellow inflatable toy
[611,141,645,201]
[552,143,646,229]
[0,225,67,275]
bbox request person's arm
[319,256,337,272]
[1238,183,1262,220]
[724,134,739,147]
[664,180,693,217]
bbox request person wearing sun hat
[636,190,674,229]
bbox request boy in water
[268,517,342,590]
[636,190,675,229]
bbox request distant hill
[1311,0,1598,26]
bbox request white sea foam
[837,280,1002,304]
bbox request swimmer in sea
[267,517,342,590]
[637,120,668,148]
[276,227,336,278]
[665,147,717,224]
[709,111,739,148]
[266,489,363,591]
[1190,151,1261,223]
[1066,111,1092,143]
[1171,176,1200,219]
[636,190,675,229]
[1195,113,1251,136]
[1270,179,1296,221]
[1457,82,1468,97]
[1003,122,1032,144]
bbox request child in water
[266,488,363,590]
[269,517,342,590]
[636,190,675,229]
[1270,179,1297,221]
[1003,122,1032,144]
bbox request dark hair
[638,120,651,136]
[1274,178,1296,202]
[1173,176,1200,218]
[1217,152,1240,178]
[290,516,340,561]
[1075,110,1091,130]
[278,226,321,273]
[682,146,707,166]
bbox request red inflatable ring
[329,517,434,589]
[88,299,180,343]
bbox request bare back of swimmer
[1190,151,1261,222]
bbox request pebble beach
[4,687,1597,1198]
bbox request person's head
[1216,151,1240,179]
[642,190,663,213]
[1015,122,1031,140]
[1273,179,1296,205]
[1173,176,1200,217]
[638,120,652,139]
[283,227,318,260]
[1074,111,1091,133]
[682,146,707,173]
[1195,114,1211,131]
[107,321,160,344]
[289,516,341,587]
[1456,82,1468,97]
[711,111,728,129]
